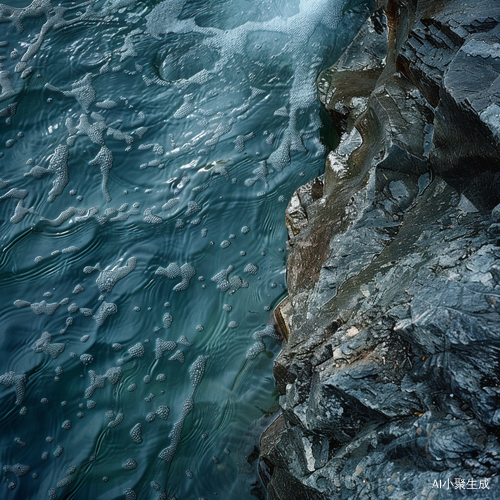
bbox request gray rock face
[262,1,500,498]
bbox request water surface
[0,0,370,498]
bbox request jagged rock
[262,1,500,498]
[273,297,292,342]
[285,176,325,239]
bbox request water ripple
[0,0,370,498]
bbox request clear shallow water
[0,0,369,498]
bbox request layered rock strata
[261,0,500,498]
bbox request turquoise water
[0,1,370,498]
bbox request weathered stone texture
[262,0,500,498]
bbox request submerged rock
[261,0,500,498]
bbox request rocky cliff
[260,0,500,498]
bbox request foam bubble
[253,325,280,340]
[189,355,209,389]
[155,339,177,359]
[47,145,69,202]
[0,371,27,405]
[88,146,113,202]
[84,367,121,398]
[233,132,255,152]
[244,162,269,188]
[162,198,180,211]
[162,312,173,328]
[145,412,156,422]
[96,99,117,109]
[68,303,79,313]
[186,201,201,216]
[3,464,30,477]
[124,489,137,500]
[0,188,27,202]
[144,207,164,224]
[246,340,266,359]
[46,73,96,112]
[156,263,180,278]
[156,262,196,291]
[122,458,137,470]
[128,343,145,358]
[87,257,137,292]
[156,405,170,420]
[56,475,72,488]
[211,265,234,291]
[80,354,93,365]
[108,413,124,428]
[174,94,195,119]
[244,263,259,275]
[130,423,142,444]
[169,351,185,363]
[93,301,118,326]
[30,300,60,315]
[32,332,65,359]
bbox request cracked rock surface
[261,0,500,498]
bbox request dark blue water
[0,0,370,498]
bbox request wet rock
[262,1,500,498]
[285,176,324,239]
[273,297,292,342]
